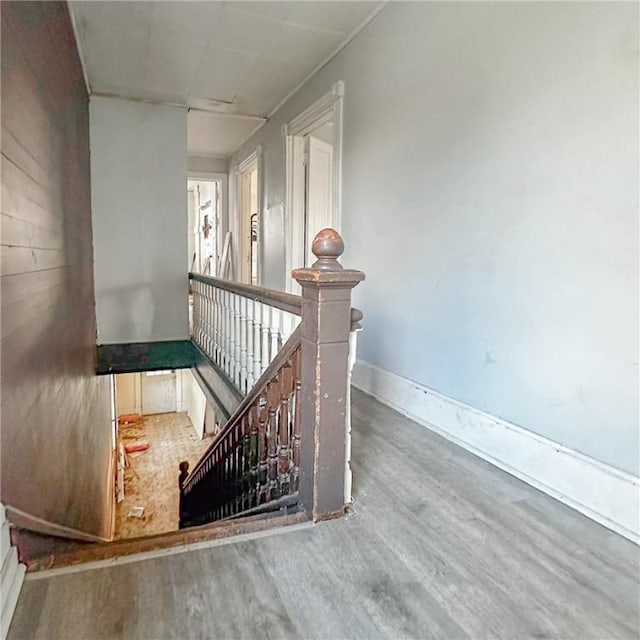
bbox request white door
[304,134,333,266]
[141,370,177,415]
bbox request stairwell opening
[112,371,217,540]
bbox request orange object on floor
[118,414,142,425]
[125,441,150,453]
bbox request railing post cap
[292,228,365,287]
[311,228,344,271]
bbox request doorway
[303,123,334,267]
[140,370,177,415]
[187,176,225,276]
[284,82,344,291]
[236,149,261,285]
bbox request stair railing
[190,272,301,396]
[181,229,364,526]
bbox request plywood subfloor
[10,390,640,639]
[115,413,212,539]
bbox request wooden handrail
[189,272,302,316]
[190,272,362,330]
[183,325,302,491]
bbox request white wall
[188,155,228,175]
[90,96,188,344]
[230,3,639,477]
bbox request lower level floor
[115,412,212,539]
[9,389,639,639]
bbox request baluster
[223,440,230,518]
[257,394,269,504]
[229,293,235,384]
[250,404,260,507]
[214,286,221,367]
[235,424,243,514]
[277,363,294,496]
[218,289,224,371]
[270,307,280,361]
[234,294,242,387]
[206,285,213,358]
[266,378,280,501]
[191,282,197,342]
[211,287,218,360]
[221,289,228,374]
[260,303,270,373]
[227,292,234,380]
[194,282,202,348]
[198,283,204,347]
[239,296,248,393]
[290,348,302,493]
[198,284,205,354]
[254,302,263,380]
[228,433,234,517]
[241,414,251,511]
[219,442,226,519]
[226,291,234,380]
[246,300,255,391]
[277,307,285,350]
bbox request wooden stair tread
[19,511,308,572]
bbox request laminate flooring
[9,389,639,639]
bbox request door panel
[304,135,333,266]
[141,370,177,415]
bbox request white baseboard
[1,505,26,640]
[352,361,640,544]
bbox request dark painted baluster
[258,395,269,504]
[232,433,238,515]
[266,378,280,502]
[215,447,223,520]
[223,437,230,517]
[241,410,250,508]
[238,416,247,511]
[178,461,189,527]
[250,403,261,507]
[278,363,294,497]
[232,421,242,514]
[290,348,302,493]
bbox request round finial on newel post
[311,228,344,270]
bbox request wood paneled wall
[1,2,113,538]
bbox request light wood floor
[115,413,212,539]
[9,389,640,639]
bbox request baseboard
[1,504,25,640]
[352,361,640,544]
[5,506,110,544]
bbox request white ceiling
[69,1,383,157]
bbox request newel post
[293,229,365,521]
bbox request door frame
[283,81,344,291]
[187,172,227,276]
[234,146,262,285]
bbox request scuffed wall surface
[1,2,113,537]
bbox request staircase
[180,229,364,528]
[3,229,364,580]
